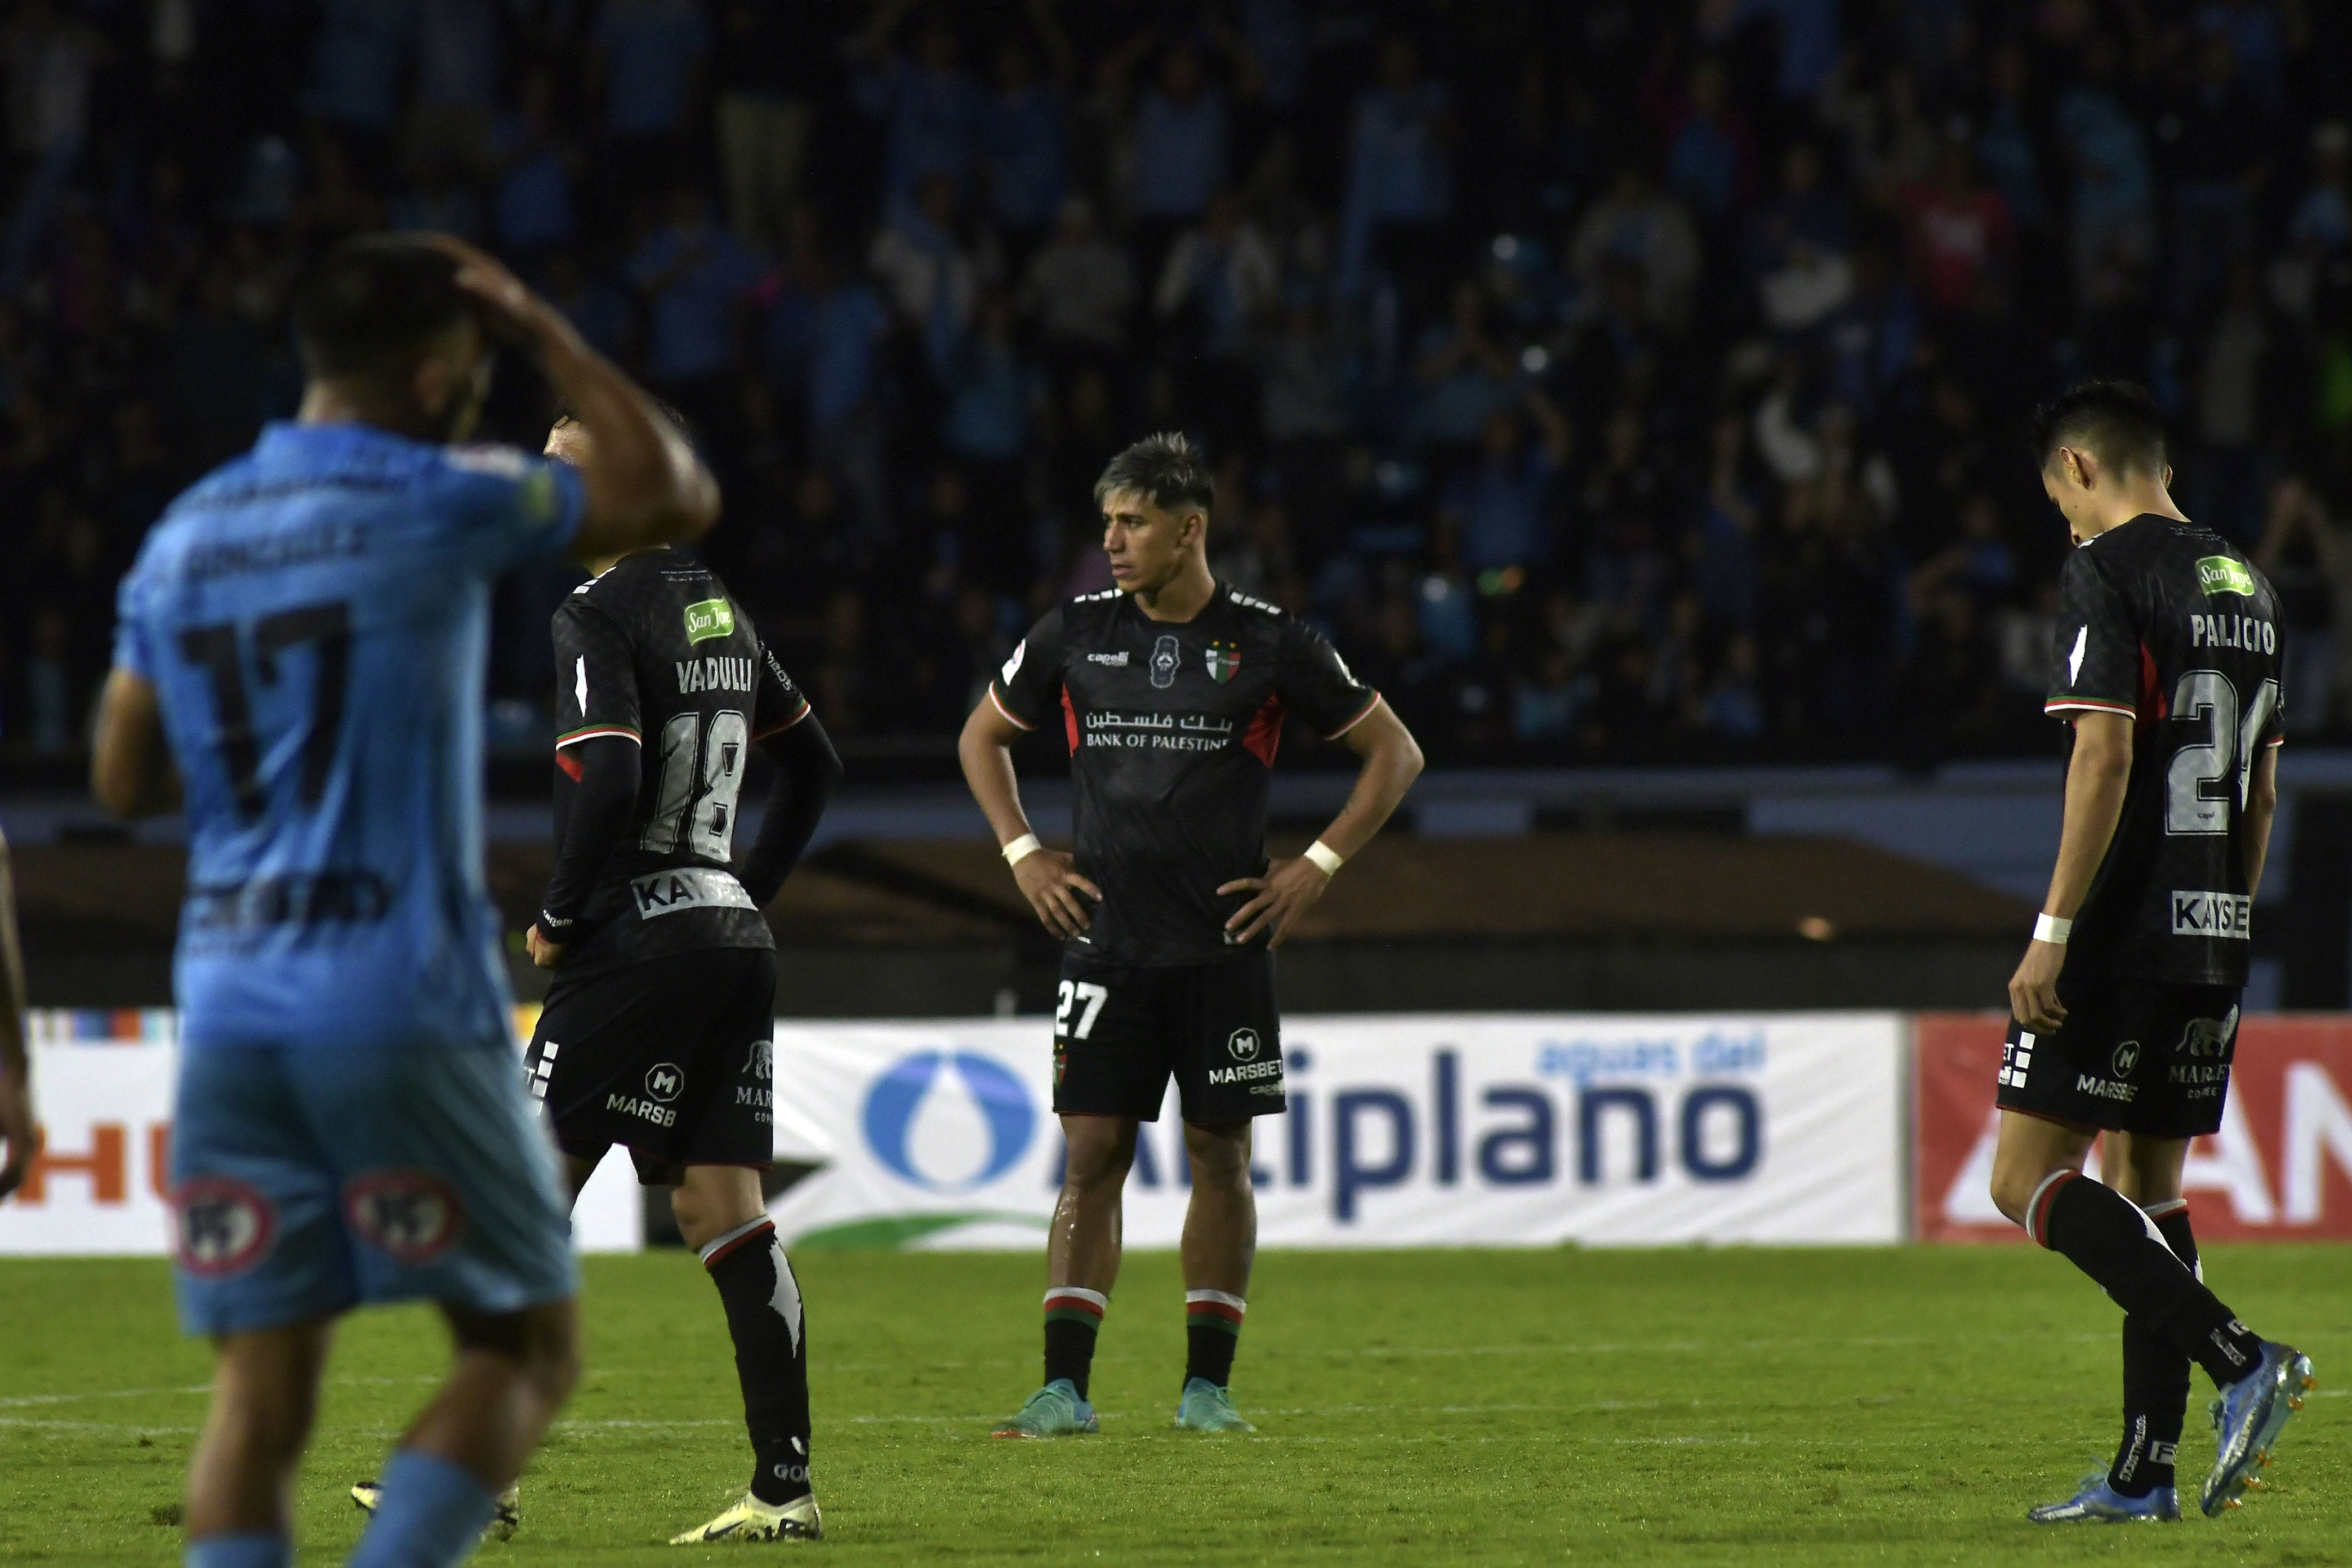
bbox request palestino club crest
[345,1170,464,1266]
[1206,642,1241,684]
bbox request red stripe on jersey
[1062,685,1079,754]
[2137,642,2168,726]
[1243,693,1284,767]
[555,749,583,782]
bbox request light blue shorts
[170,1040,578,1336]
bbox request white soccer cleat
[669,1491,822,1544]
[350,1479,521,1542]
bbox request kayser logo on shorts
[2172,890,2252,937]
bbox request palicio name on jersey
[676,654,756,694]
[2187,612,2275,653]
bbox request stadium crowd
[3,0,2352,769]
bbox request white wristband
[2033,913,2072,946]
[1303,840,1344,876]
[1001,833,1042,867]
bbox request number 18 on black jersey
[2043,515,2283,986]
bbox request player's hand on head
[1219,856,1334,949]
[421,233,555,349]
[0,1062,33,1202]
[2007,938,2069,1033]
[1012,850,1099,938]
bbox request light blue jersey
[114,421,586,1052]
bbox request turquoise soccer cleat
[2026,1473,2180,1523]
[1171,1378,1255,1433]
[2202,1342,2317,1517]
[991,1378,1098,1438]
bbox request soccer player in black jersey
[960,434,1424,1436]
[1989,381,2313,1523]
[358,411,843,1543]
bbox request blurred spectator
[1338,33,1455,315]
[1021,198,1133,373]
[488,69,578,264]
[2255,477,2345,732]
[1439,386,1569,576]
[851,4,982,210]
[629,186,761,439]
[712,0,827,253]
[2056,37,2153,299]
[979,41,1068,257]
[1570,164,1699,328]
[590,0,711,204]
[1130,43,1227,253]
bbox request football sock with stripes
[2110,1200,2198,1498]
[185,1533,289,1568]
[1044,1286,1107,1399]
[701,1217,813,1505]
[2030,1172,2261,1389]
[1184,1290,1245,1388]
[345,1447,498,1568]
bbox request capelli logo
[1086,651,1130,666]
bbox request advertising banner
[1914,1014,2352,1241]
[0,1036,644,1257]
[765,1013,1906,1249]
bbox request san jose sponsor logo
[2173,890,2252,938]
[2197,555,2258,598]
[683,598,737,643]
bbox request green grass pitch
[2,1246,2345,1566]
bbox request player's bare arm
[2243,742,2279,898]
[0,826,31,1200]
[425,234,720,562]
[1220,697,1424,947]
[959,697,1101,938]
[2008,710,2131,1032]
[91,668,181,820]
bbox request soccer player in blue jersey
[92,234,718,1568]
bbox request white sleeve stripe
[988,685,1037,731]
[555,726,641,749]
[2044,699,2137,718]
[1322,691,1383,740]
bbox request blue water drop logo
[862,1051,1036,1192]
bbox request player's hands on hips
[526,924,568,970]
[0,1062,33,1202]
[1220,856,1332,948]
[2008,939,2069,1033]
[1013,850,1101,939]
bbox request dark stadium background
[6,0,2352,1017]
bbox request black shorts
[524,946,777,1184]
[1053,950,1286,1124]
[1995,972,2242,1138]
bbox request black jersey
[991,582,1380,966]
[550,550,810,975]
[2044,514,2283,986]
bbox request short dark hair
[2030,378,2168,478]
[292,236,472,380]
[1093,432,1214,517]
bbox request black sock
[702,1218,812,1505]
[1184,1290,1244,1389]
[2110,1202,2197,1497]
[1044,1287,1106,1400]
[2033,1173,2261,1388]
